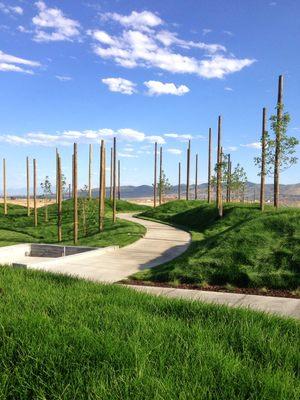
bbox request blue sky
[0,0,299,192]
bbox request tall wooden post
[159,146,162,205]
[73,143,78,244]
[186,140,191,200]
[260,107,267,211]
[99,140,106,231]
[113,138,117,223]
[88,144,93,200]
[178,162,181,200]
[57,154,62,242]
[208,128,212,203]
[154,142,157,207]
[217,116,223,217]
[110,147,113,201]
[117,160,121,200]
[33,159,37,227]
[55,148,58,204]
[226,153,231,202]
[274,75,283,209]
[3,158,7,215]
[26,157,30,216]
[195,154,198,199]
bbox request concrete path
[30,213,191,282]
[128,285,300,319]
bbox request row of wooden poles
[153,75,284,214]
[2,138,122,244]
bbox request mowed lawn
[133,201,300,290]
[0,199,148,248]
[0,267,299,400]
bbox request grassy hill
[133,201,300,290]
[0,267,299,399]
[0,199,149,248]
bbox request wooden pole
[73,143,78,244]
[274,75,283,209]
[226,153,231,202]
[99,140,106,231]
[260,107,267,211]
[178,162,181,200]
[217,116,223,217]
[57,154,62,242]
[33,159,37,227]
[110,147,113,201]
[195,154,198,200]
[208,128,212,203]
[117,160,121,200]
[56,148,58,204]
[26,157,30,216]
[3,158,7,215]
[72,154,74,198]
[113,137,117,223]
[154,142,157,207]
[159,146,162,205]
[186,140,191,200]
[88,144,93,200]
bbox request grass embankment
[133,201,300,290]
[0,267,299,399]
[0,199,149,248]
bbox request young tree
[231,164,248,202]
[61,173,67,199]
[80,184,88,237]
[40,176,52,222]
[255,109,298,208]
[157,170,172,203]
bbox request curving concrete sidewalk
[30,213,191,283]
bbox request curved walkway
[31,213,191,283]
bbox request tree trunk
[33,159,37,227]
[159,146,162,205]
[178,162,181,200]
[73,143,78,244]
[57,154,62,242]
[226,154,231,202]
[217,116,223,217]
[195,154,198,199]
[186,140,190,200]
[118,160,121,200]
[99,140,105,232]
[26,156,30,216]
[260,107,267,211]
[3,158,7,216]
[88,144,93,200]
[274,75,283,209]
[113,137,117,223]
[110,147,113,202]
[154,142,157,207]
[208,128,212,203]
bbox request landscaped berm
[132,200,300,293]
[0,266,299,399]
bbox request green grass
[0,199,149,248]
[0,267,299,399]
[133,200,300,290]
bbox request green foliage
[135,200,300,289]
[157,169,172,200]
[255,107,298,176]
[0,267,299,399]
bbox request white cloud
[167,148,182,155]
[102,77,136,95]
[241,142,261,149]
[223,30,234,36]
[164,133,192,141]
[226,146,238,152]
[225,86,233,91]
[55,75,72,81]
[144,80,190,96]
[32,1,80,42]
[0,50,40,74]
[0,3,23,16]
[118,152,138,158]
[202,28,212,36]
[90,11,255,79]
[102,11,163,31]
[145,135,165,144]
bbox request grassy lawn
[133,200,300,290]
[0,267,299,399]
[0,199,149,248]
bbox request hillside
[133,201,300,290]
